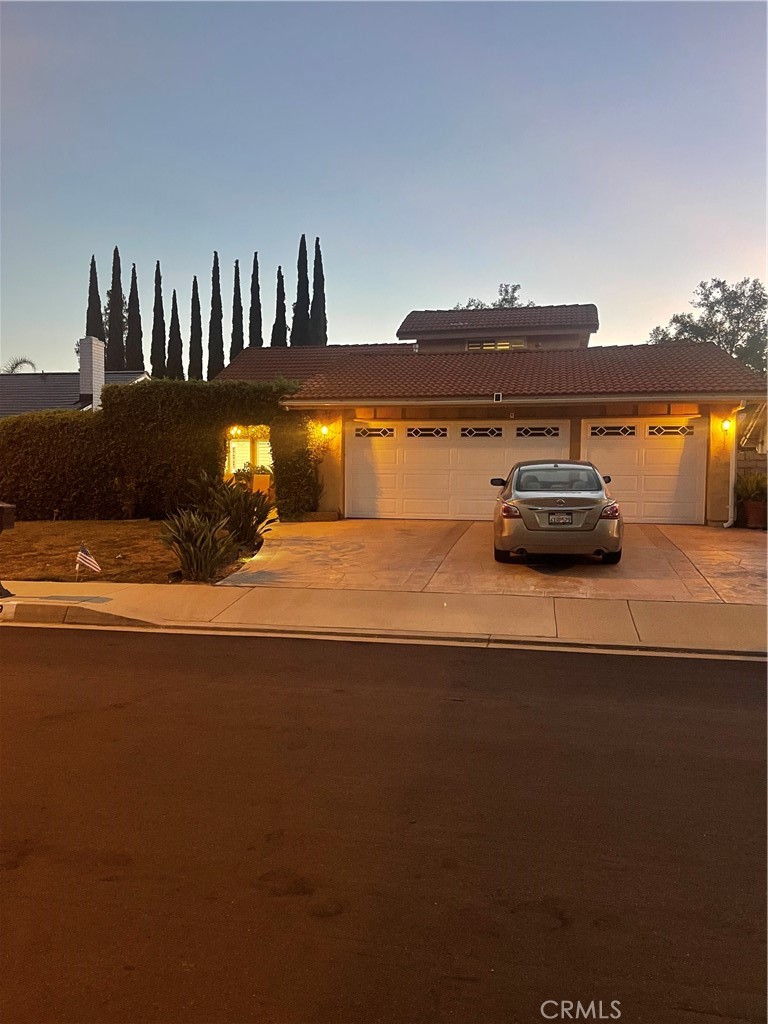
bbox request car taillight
[500,503,522,519]
[600,502,621,519]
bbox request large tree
[188,275,203,380]
[453,283,534,310]
[649,277,767,374]
[249,251,263,347]
[85,255,105,340]
[151,261,167,378]
[124,263,144,371]
[207,251,225,379]
[166,289,185,379]
[230,259,244,362]
[102,290,127,345]
[270,266,287,347]
[105,246,126,370]
[309,236,327,346]
[289,234,311,346]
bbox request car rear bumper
[494,519,623,555]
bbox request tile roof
[218,342,765,402]
[397,304,599,338]
[0,371,148,419]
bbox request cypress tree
[289,234,310,347]
[166,289,184,379]
[309,236,328,347]
[270,266,287,347]
[106,246,126,369]
[85,255,105,340]
[230,259,244,361]
[151,261,166,378]
[125,263,145,371]
[207,251,225,379]
[248,252,263,347]
[188,275,203,380]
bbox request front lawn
[1,520,185,584]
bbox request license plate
[548,512,572,525]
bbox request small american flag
[75,544,101,574]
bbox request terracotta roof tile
[397,304,599,337]
[218,342,764,402]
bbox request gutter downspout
[723,401,746,528]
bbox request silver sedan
[490,460,623,564]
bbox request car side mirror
[603,475,611,484]
[490,478,506,488]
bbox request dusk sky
[1,1,765,371]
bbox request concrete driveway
[222,520,766,605]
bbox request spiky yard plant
[160,509,238,581]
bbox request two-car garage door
[345,417,707,523]
[345,420,570,520]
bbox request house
[217,304,765,526]
[0,337,149,419]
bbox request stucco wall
[705,404,739,525]
[317,414,344,514]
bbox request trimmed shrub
[184,471,277,549]
[160,509,238,581]
[0,378,296,520]
[0,411,124,520]
[270,413,323,519]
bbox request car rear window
[515,467,602,492]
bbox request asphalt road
[1,628,765,1024]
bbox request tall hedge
[0,412,124,520]
[270,413,323,519]
[0,379,298,520]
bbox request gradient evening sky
[1,1,765,371]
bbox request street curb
[2,602,152,628]
[1,601,765,658]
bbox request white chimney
[79,336,105,410]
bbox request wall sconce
[722,419,732,433]
[320,425,329,436]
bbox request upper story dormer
[396,304,599,354]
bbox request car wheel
[603,549,622,565]
[494,546,512,563]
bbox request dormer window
[467,338,526,352]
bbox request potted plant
[251,464,273,496]
[735,471,767,529]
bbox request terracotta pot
[743,499,768,529]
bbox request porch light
[320,425,329,436]
[722,419,732,432]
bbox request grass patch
[1,520,187,584]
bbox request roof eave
[283,391,763,409]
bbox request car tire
[603,550,622,565]
[494,546,512,563]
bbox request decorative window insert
[516,426,560,438]
[460,427,503,438]
[355,427,394,438]
[406,427,448,438]
[589,425,636,437]
[467,338,526,352]
[647,424,694,437]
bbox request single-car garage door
[582,418,706,524]
[345,420,570,519]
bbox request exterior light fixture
[722,419,732,432]
[320,425,329,436]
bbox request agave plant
[210,479,278,549]
[184,470,277,550]
[160,509,238,581]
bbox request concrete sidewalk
[1,579,765,654]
